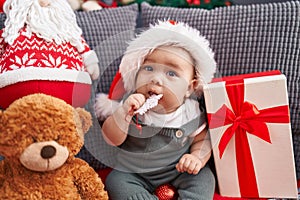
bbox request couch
[74,1,300,198]
[75,0,299,175]
[1,0,299,198]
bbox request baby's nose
[150,74,163,85]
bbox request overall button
[175,130,183,138]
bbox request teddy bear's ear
[75,108,92,134]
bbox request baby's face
[135,46,196,114]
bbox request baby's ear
[75,108,92,134]
[185,79,198,98]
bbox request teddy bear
[0,93,108,199]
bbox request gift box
[203,71,298,198]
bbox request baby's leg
[105,169,159,200]
[172,165,215,200]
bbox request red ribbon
[207,79,290,197]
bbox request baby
[99,20,217,200]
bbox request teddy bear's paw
[20,141,69,172]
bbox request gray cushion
[75,5,139,94]
[141,1,300,178]
[75,4,139,169]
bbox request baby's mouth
[148,91,156,96]
[148,90,160,97]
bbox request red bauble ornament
[154,184,178,200]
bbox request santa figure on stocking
[0,0,99,108]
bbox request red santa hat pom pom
[95,70,125,121]
[154,184,179,200]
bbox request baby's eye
[142,65,153,71]
[166,71,178,77]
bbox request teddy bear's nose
[40,145,56,159]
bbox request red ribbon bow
[207,79,290,197]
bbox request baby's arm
[176,127,212,175]
[102,93,146,146]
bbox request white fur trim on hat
[95,93,121,121]
[119,20,216,95]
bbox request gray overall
[105,115,215,200]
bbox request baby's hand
[123,93,146,116]
[176,154,203,175]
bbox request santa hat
[95,20,216,120]
[120,20,216,93]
